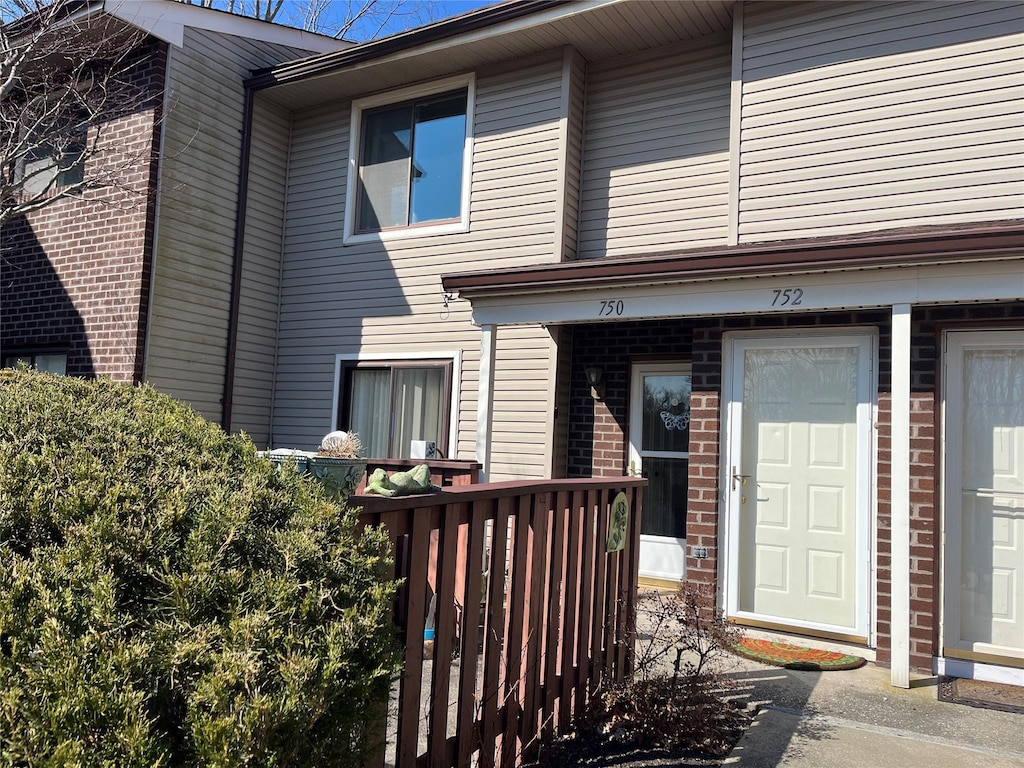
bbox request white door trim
[721,330,876,639]
[629,362,691,581]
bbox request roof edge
[102,0,344,52]
[443,222,1024,296]
[245,0,573,90]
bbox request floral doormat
[731,638,867,671]
[937,677,1024,714]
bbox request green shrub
[0,370,400,767]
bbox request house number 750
[599,299,625,316]
[771,288,804,307]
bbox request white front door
[628,363,691,582]
[725,333,873,638]
[943,331,1024,666]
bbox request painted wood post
[891,303,912,689]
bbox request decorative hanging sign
[606,492,629,553]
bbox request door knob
[731,466,751,491]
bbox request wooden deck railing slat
[357,476,644,768]
[455,499,488,768]
[542,493,567,738]
[398,506,433,767]
[427,502,461,767]
[559,489,584,732]
[520,492,548,755]
[479,496,512,768]
[593,489,606,696]
[576,488,598,699]
[500,494,531,768]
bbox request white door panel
[726,334,873,637]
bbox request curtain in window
[392,367,444,458]
[348,369,390,458]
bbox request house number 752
[771,288,804,307]
[599,299,625,316]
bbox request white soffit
[103,0,345,52]
[466,258,1024,326]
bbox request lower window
[3,351,67,374]
[339,359,452,459]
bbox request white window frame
[332,350,462,459]
[343,74,475,245]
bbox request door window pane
[641,374,691,453]
[642,457,688,539]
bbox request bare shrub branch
[1,0,157,229]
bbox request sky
[269,0,500,41]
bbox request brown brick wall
[1,39,166,382]
[564,302,1022,674]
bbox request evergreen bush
[0,369,400,767]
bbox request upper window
[338,359,454,459]
[346,76,474,242]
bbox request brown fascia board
[442,222,1024,296]
[245,0,567,90]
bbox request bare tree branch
[171,0,440,40]
[0,0,157,230]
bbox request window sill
[343,218,469,246]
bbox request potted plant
[307,431,367,503]
[261,432,367,504]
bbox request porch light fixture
[584,366,605,400]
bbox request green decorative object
[607,491,629,552]
[261,449,366,504]
[363,464,437,496]
[307,455,367,502]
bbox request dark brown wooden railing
[355,459,482,494]
[354,477,645,768]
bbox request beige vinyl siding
[230,97,292,447]
[272,55,566,480]
[146,28,313,423]
[576,34,731,259]
[738,1,1024,242]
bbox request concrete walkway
[722,661,1024,768]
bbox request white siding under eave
[230,97,292,447]
[738,1,1024,242]
[272,55,566,481]
[146,28,314,424]
[577,34,732,259]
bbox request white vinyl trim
[477,325,497,481]
[343,74,476,245]
[890,304,912,688]
[467,258,1024,327]
[331,350,462,459]
[629,362,692,581]
[935,656,1024,687]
